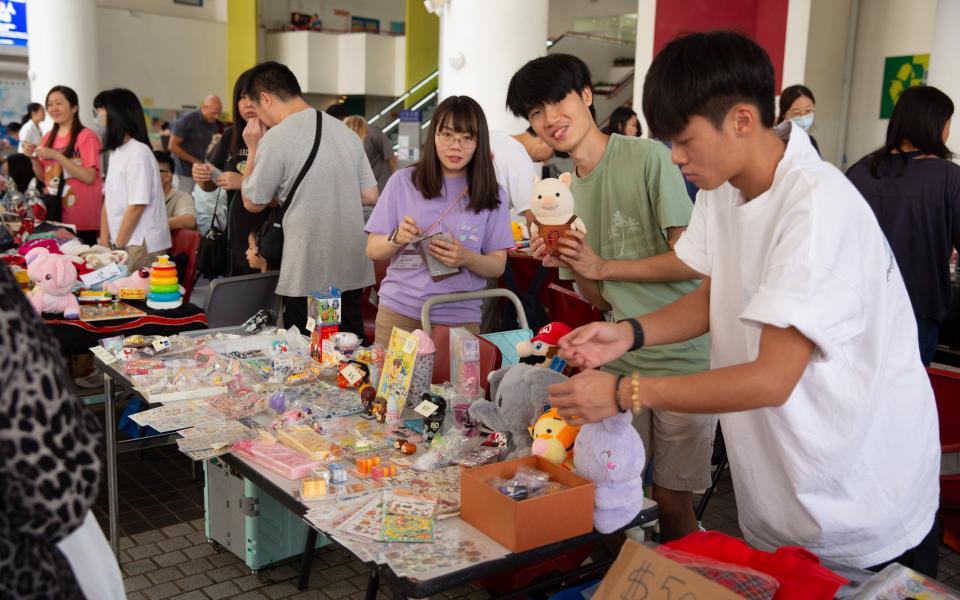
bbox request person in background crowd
[4,153,36,194]
[847,85,960,366]
[155,150,196,231]
[344,114,383,221]
[507,53,712,542]
[777,84,820,156]
[240,62,377,338]
[23,86,102,245]
[344,115,368,140]
[0,263,106,599]
[169,95,222,192]
[549,31,940,577]
[246,231,278,273]
[365,96,513,344]
[19,102,44,153]
[602,106,642,137]
[158,121,172,151]
[4,121,20,148]
[195,71,268,275]
[97,88,171,271]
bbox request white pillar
[438,0,548,134]
[928,0,960,155]
[632,0,656,136]
[26,0,99,117]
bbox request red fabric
[664,532,847,600]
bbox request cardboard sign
[594,540,742,600]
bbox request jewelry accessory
[615,374,626,413]
[630,372,642,415]
[618,318,645,351]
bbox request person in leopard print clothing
[0,263,103,598]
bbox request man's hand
[547,369,621,426]
[216,171,243,190]
[192,162,212,183]
[429,236,472,268]
[393,216,421,245]
[558,321,634,368]
[555,230,605,280]
[530,236,566,268]
[242,117,267,149]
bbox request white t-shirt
[674,122,940,568]
[104,139,172,252]
[18,120,42,152]
[490,130,536,215]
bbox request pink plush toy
[103,268,151,298]
[25,247,80,319]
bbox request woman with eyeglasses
[777,84,820,156]
[364,96,514,344]
[22,86,102,244]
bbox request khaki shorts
[374,305,479,346]
[634,408,716,492]
[125,243,168,273]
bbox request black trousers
[281,288,365,343]
[867,518,940,579]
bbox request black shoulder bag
[196,187,229,278]
[256,110,323,265]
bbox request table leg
[365,570,380,600]
[104,373,120,559]
[298,528,318,590]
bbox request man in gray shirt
[240,62,378,339]
[170,95,222,192]
[363,123,396,194]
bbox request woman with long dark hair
[18,102,44,152]
[365,95,513,344]
[193,71,267,275]
[777,84,820,155]
[96,88,171,271]
[22,86,102,243]
[602,106,641,137]
[847,85,960,365]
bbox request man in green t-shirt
[506,54,713,540]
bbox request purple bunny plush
[573,410,646,534]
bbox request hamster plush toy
[574,410,646,533]
[529,173,586,256]
[25,247,80,319]
[469,364,568,459]
[529,407,580,469]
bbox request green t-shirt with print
[568,134,709,377]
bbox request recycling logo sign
[880,54,929,119]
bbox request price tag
[402,335,419,355]
[414,400,439,418]
[429,384,446,396]
[462,339,480,362]
[341,363,365,386]
[152,337,171,352]
[305,316,317,332]
[90,345,117,365]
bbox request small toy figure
[420,393,447,442]
[516,322,573,371]
[528,173,586,256]
[103,268,151,299]
[530,408,580,469]
[25,247,80,319]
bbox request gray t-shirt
[171,109,219,176]
[363,123,394,192]
[243,109,376,297]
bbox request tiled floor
[95,428,960,598]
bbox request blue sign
[399,109,422,123]
[0,1,27,47]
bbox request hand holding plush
[529,173,587,256]
[25,247,80,319]
[574,410,646,533]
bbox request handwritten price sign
[595,541,741,600]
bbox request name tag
[393,247,423,269]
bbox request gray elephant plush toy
[468,364,568,459]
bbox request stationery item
[128,400,220,432]
[450,327,481,399]
[382,519,509,579]
[176,420,256,454]
[277,424,342,462]
[381,490,436,543]
[232,439,320,480]
[414,231,460,281]
[206,390,267,419]
[336,495,385,541]
[375,327,420,423]
[300,477,328,500]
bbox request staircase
[547,32,636,127]
[367,70,440,150]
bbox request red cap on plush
[530,322,573,346]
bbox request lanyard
[420,186,468,237]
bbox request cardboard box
[460,455,595,553]
[594,540,742,600]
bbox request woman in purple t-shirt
[365,96,515,344]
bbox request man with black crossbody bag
[239,62,379,336]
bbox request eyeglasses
[436,129,477,149]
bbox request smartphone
[206,162,223,182]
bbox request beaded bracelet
[630,371,642,415]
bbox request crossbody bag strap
[277,109,323,221]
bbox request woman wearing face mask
[96,88,172,272]
[193,71,268,275]
[23,86,103,244]
[777,84,820,156]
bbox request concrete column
[227,0,258,116]
[928,0,960,154]
[26,0,99,115]
[438,0,548,133]
[632,0,657,136]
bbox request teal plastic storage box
[204,458,328,574]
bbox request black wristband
[614,374,627,413]
[619,318,645,352]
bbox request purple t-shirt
[365,168,514,325]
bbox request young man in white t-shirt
[546,31,941,576]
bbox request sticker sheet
[335,495,385,541]
[382,519,509,579]
[129,400,221,432]
[394,466,462,517]
[207,390,267,418]
[176,420,255,452]
[381,490,435,543]
[284,381,363,418]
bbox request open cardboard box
[460,455,595,553]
